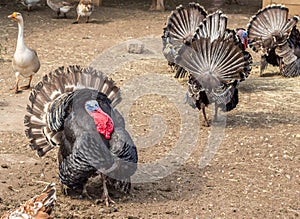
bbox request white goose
[47,0,77,18]
[8,12,40,93]
[19,0,42,11]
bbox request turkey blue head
[236,28,248,50]
[85,100,99,112]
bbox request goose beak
[8,12,17,20]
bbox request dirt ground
[0,0,300,218]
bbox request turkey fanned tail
[247,4,300,77]
[247,4,298,50]
[194,10,228,42]
[175,38,252,87]
[162,2,207,78]
[176,38,251,108]
[24,65,121,157]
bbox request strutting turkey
[162,2,207,78]
[24,65,138,206]
[174,10,252,126]
[0,183,56,219]
[247,4,300,77]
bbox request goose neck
[16,19,26,50]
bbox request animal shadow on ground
[57,165,208,205]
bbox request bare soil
[0,0,300,218]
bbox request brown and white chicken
[0,183,56,219]
[73,0,94,24]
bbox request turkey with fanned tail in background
[247,4,300,77]
[174,10,252,126]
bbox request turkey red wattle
[88,108,114,140]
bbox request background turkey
[24,65,138,206]
[175,10,252,126]
[162,2,207,78]
[247,4,300,77]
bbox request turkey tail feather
[24,65,121,157]
[162,3,207,78]
[175,38,252,89]
[166,2,207,44]
[194,10,228,42]
[247,4,299,51]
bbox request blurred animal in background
[172,10,252,126]
[150,0,164,11]
[8,12,40,93]
[73,0,94,24]
[18,0,43,11]
[247,4,300,77]
[46,0,77,18]
[0,183,56,219]
[162,2,207,79]
[24,66,138,206]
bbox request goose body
[8,12,40,93]
[47,0,76,18]
[19,0,42,10]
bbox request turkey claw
[103,193,115,207]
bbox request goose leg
[20,75,32,90]
[101,174,115,207]
[10,72,21,93]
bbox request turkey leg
[201,103,210,127]
[101,174,115,207]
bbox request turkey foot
[60,183,69,195]
[80,184,93,200]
